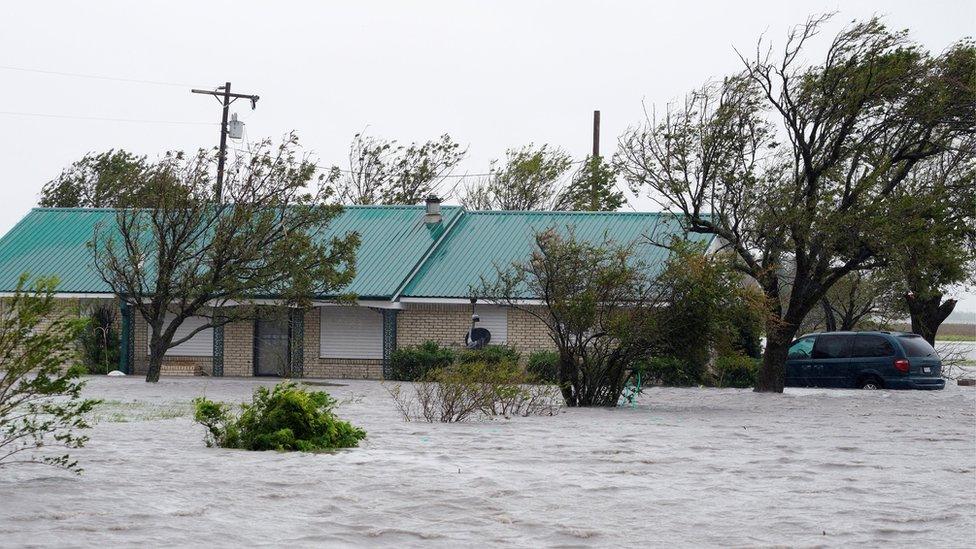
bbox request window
[149,314,213,357]
[320,307,383,359]
[788,337,815,359]
[811,334,852,360]
[898,335,937,358]
[852,335,894,358]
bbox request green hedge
[526,350,559,383]
[711,355,760,388]
[639,357,702,387]
[456,345,520,366]
[389,341,455,381]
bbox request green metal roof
[399,210,714,298]
[0,206,462,298]
[0,206,710,300]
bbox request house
[0,199,714,378]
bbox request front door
[254,318,290,376]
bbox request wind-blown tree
[93,134,360,382]
[481,229,668,406]
[0,275,99,473]
[813,271,898,332]
[888,143,976,345]
[616,16,975,392]
[334,133,466,205]
[462,144,573,210]
[39,149,150,208]
[555,155,625,211]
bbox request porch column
[119,301,134,375]
[212,318,224,377]
[288,307,305,378]
[382,309,398,379]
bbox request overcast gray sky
[1,0,973,310]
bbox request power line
[0,110,216,126]
[0,64,199,88]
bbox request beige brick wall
[222,317,254,377]
[396,303,555,359]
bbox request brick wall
[396,302,554,359]
[222,317,254,377]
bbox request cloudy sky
[1,1,973,309]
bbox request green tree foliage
[556,155,625,211]
[462,144,573,210]
[616,16,974,392]
[481,229,670,407]
[78,304,121,375]
[193,382,365,451]
[0,275,100,473]
[334,133,466,205]
[93,134,360,382]
[39,149,150,208]
[652,240,766,380]
[887,143,976,344]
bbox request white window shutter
[320,307,384,359]
[476,306,507,344]
[149,314,213,357]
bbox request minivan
[786,331,945,390]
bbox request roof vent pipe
[424,195,442,224]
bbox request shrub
[193,382,366,451]
[0,275,100,473]
[387,360,560,422]
[389,341,455,381]
[78,304,120,374]
[455,345,520,365]
[711,355,760,388]
[640,357,702,387]
[526,350,559,383]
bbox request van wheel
[858,377,883,390]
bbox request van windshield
[898,335,937,358]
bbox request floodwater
[0,377,973,548]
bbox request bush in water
[455,345,521,366]
[639,357,702,387]
[711,355,760,388]
[193,382,366,451]
[387,361,560,422]
[388,341,455,381]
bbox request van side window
[812,334,852,359]
[852,335,894,358]
[788,337,815,359]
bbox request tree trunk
[821,298,837,332]
[146,325,166,383]
[905,292,956,346]
[755,320,795,393]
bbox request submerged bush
[387,360,560,422]
[711,355,760,388]
[389,341,455,381]
[455,345,521,366]
[640,357,702,387]
[526,350,559,383]
[193,382,366,451]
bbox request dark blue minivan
[786,331,945,390]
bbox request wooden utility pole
[191,82,259,201]
[591,110,601,210]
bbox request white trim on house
[398,297,545,306]
[319,306,384,359]
[0,292,113,298]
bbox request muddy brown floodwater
[0,377,973,548]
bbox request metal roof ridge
[466,209,672,216]
[390,208,468,301]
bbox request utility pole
[191,82,259,201]
[591,110,601,210]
